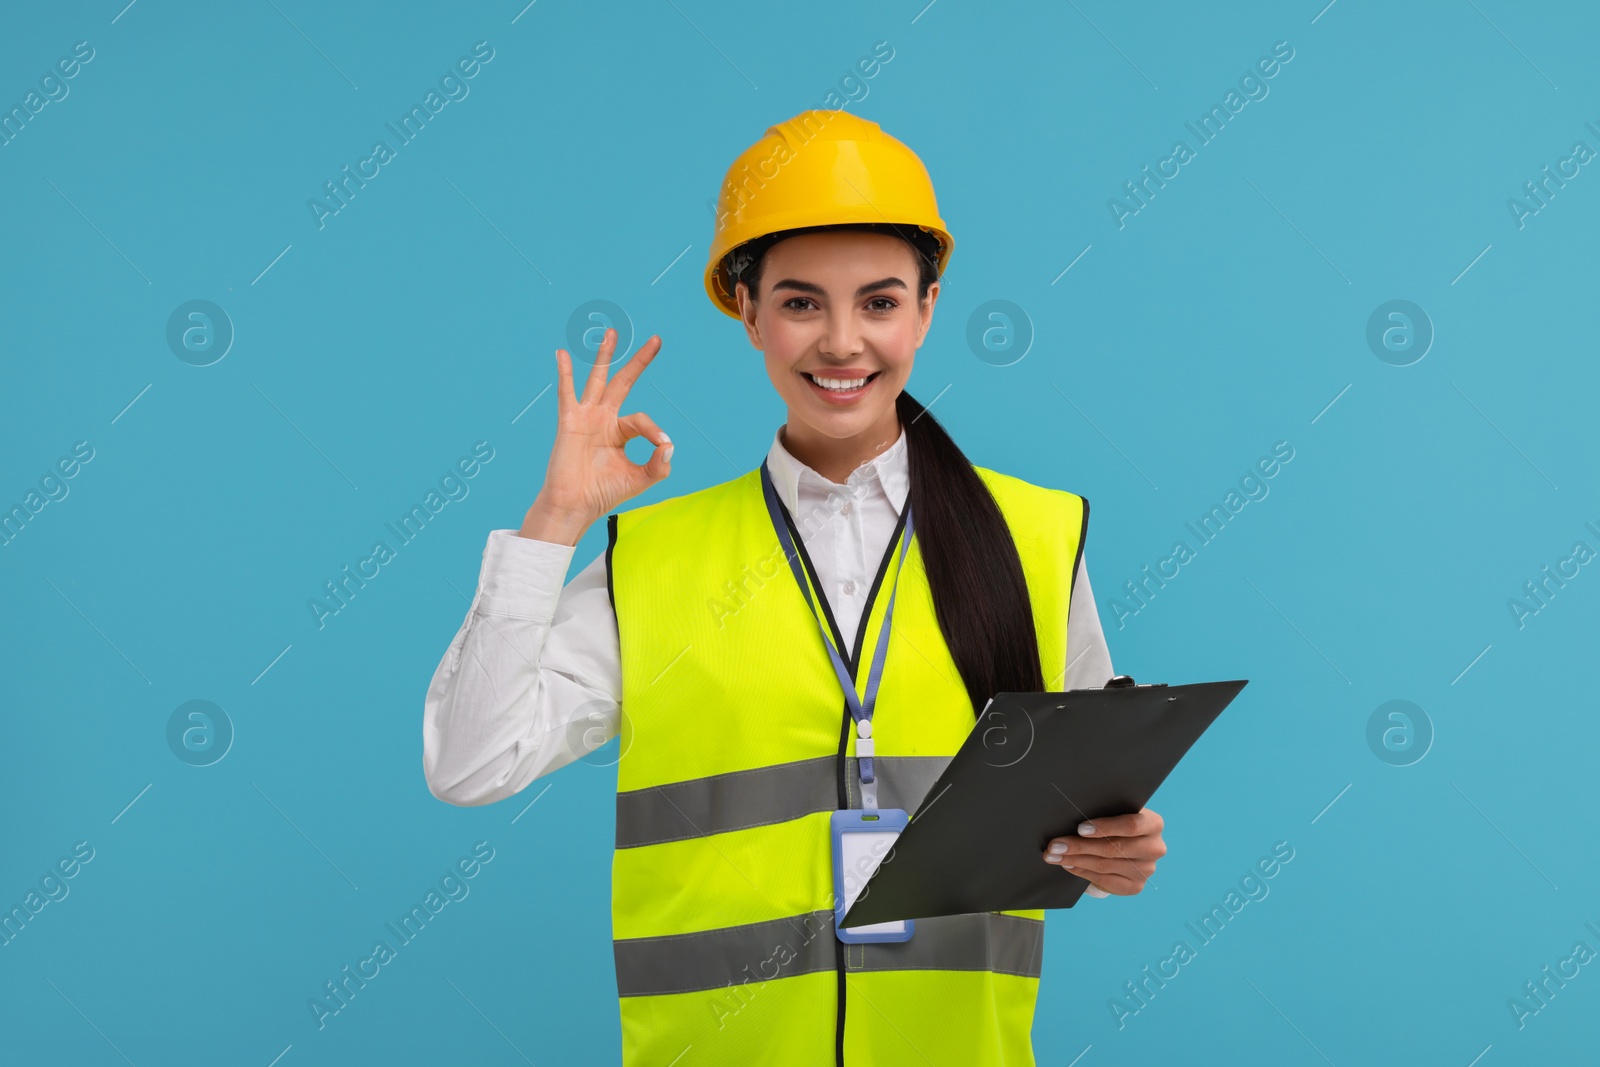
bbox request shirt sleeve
[1061,551,1114,690]
[422,529,622,806]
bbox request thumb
[647,436,674,481]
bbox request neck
[780,406,903,484]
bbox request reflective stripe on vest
[606,463,1086,1066]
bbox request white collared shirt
[765,422,912,653]
[422,426,1112,806]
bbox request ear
[736,281,763,350]
[914,279,940,349]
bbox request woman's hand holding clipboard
[840,677,1249,928]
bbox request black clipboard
[841,677,1247,927]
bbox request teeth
[809,373,870,391]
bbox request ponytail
[729,222,1046,713]
[897,389,1046,712]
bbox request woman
[424,110,1166,1065]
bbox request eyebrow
[768,276,909,299]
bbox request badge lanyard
[759,460,914,811]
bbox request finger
[1076,808,1162,840]
[1043,857,1145,895]
[1046,861,1140,896]
[618,412,673,478]
[1086,872,1145,895]
[602,335,662,409]
[555,347,576,409]
[1045,834,1165,861]
[1045,851,1156,880]
[618,410,671,448]
[649,439,674,480]
[580,328,617,405]
[1044,842,1156,875]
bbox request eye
[867,296,899,313]
[781,297,817,312]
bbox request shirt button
[841,501,853,515]
[842,579,857,595]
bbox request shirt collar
[764,423,909,517]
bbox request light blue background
[3,1,1597,1063]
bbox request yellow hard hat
[704,109,954,319]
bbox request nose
[817,308,864,361]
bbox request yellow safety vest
[605,461,1087,1066]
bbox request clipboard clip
[1104,675,1169,689]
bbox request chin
[801,406,889,435]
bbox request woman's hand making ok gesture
[518,327,672,546]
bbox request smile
[803,371,881,400]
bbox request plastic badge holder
[831,807,913,943]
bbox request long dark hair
[726,222,1046,712]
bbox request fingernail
[1078,822,1096,835]
[1087,885,1108,898]
[1043,854,1059,864]
[663,445,674,462]
[1048,842,1068,855]
[660,432,671,443]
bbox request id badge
[830,808,914,943]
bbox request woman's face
[736,230,939,447]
